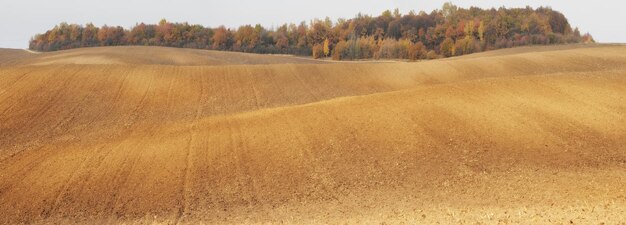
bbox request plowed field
[1,44,625,224]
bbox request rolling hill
[0,46,328,66]
[0,44,625,224]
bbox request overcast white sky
[0,0,624,48]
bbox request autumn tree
[408,41,427,60]
[312,43,324,59]
[29,3,588,59]
[98,25,125,46]
[212,26,231,50]
[128,23,148,45]
[155,19,172,45]
[308,19,329,46]
[323,38,330,57]
[442,2,458,22]
[80,23,98,47]
[548,9,570,34]
[477,21,485,43]
[581,33,594,43]
[234,25,258,51]
[440,37,455,57]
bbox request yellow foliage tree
[440,37,455,57]
[478,21,485,42]
[323,38,330,57]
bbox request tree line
[29,3,594,60]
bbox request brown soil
[0,44,625,224]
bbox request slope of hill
[0,46,328,66]
[0,44,625,224]
[0,48,40,66]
